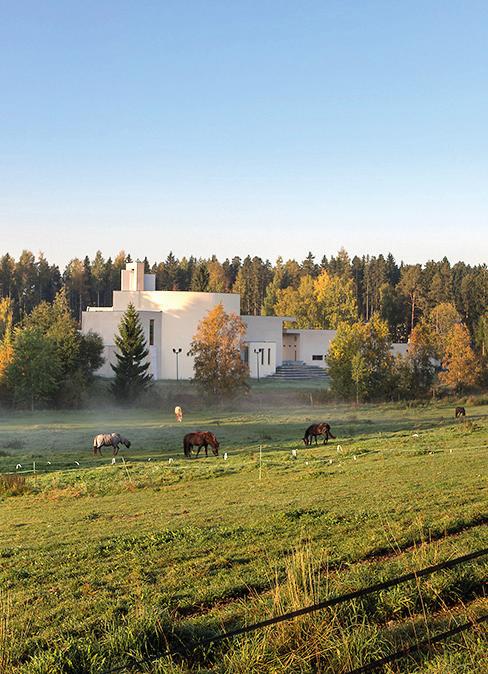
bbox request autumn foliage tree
[439,323,481,392]
[404,321,437,396]
[272,270,357,329]
[327,315,393,401]
[428,302,461,359]
[189,304,249,399]
[0,298,14,397]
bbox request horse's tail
[325,425,336,440]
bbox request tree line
[1,248,486,344]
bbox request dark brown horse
[183,432,220,458]
[455,406,466,418]
[303,423,336,446]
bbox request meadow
[0,387,487,673]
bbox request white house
[81,261,410,380]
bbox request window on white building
[149,319,154,346]
[312,354,323,361]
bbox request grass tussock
[0,474,29,496]
[218,544,487,674]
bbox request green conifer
[111,303,152,401]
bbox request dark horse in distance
[303,423,336,446]
[455,406,466,418]
[183,431,220,458]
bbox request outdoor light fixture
[253,347,264,382]
[172,347,182,381]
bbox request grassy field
[0,391,487,673]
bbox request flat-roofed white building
[82,261,410,380]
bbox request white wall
[158,292,240,380]
[242,316,286,366]
[245,341,276,378]
[108,290,240,380]
[285,329,336,369]
[82,310,162,378]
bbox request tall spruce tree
[111,303,152,401]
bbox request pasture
[0,394,487,673]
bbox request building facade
[81,261,409,380]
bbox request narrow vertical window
[149,319,154,346]
[268,348,271,365]
[261,349,264,365]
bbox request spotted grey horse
[92,433,131,456]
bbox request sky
[1,1,487,268]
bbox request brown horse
[183,431,219,458]
[455,406,466,418]
[303,423,336,446]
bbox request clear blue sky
[1,1,487,267]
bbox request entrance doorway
[282,333,299,361]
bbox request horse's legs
[113,443,119,456]
[195,445,201,458]
[204,444,208,457]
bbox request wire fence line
[186,548,488,650]
[1,440,486,477]
[347,613,488,674]
[103,547,488,673]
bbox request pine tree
[111,303,152,402]
[191,262,210,291]
[91,251,106,307]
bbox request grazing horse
[455,406,466,418]
[183,432,219,458]
[303,423,336,446]
[93,433,131,456]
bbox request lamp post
[253,348,264,383]
[172,348,182,381]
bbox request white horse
[92,433,131,456]
[174,406,183,422]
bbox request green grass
[0,397,486,673]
